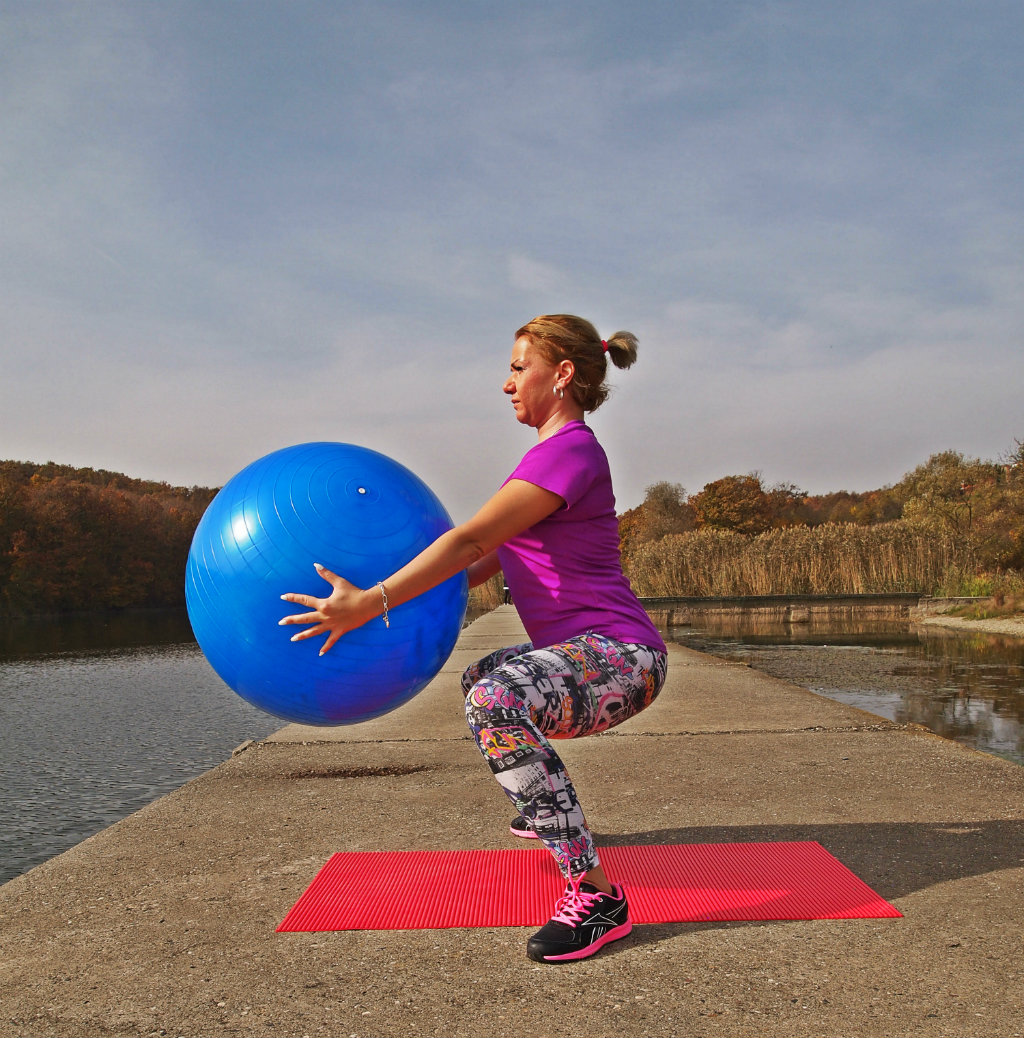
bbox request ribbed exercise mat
[277,842,901,932]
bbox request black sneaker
[509,815,538,839]
[526,879,631,963]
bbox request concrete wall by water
[639,593,990,627]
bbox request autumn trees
[619,440,1024,598]
[894,447,1024,572]
[0,461,215,616]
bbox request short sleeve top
[496,420,666,652]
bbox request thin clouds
[0,1,1021,518]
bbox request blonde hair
[514,314,638,412]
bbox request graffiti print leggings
[463,633,668,879]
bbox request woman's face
[503,336,560,428]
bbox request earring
[553,385,564,400]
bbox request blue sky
[2,0,1021,520]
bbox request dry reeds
[467,571,506,613]
[624,520,961,597]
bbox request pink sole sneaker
[527,881,631,963]
[509,816,538,839]
[536,918,632,962]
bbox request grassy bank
[623,520,986,598]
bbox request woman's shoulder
[558,421,607,465]
[518,422,603,470]
[508,422,609,502]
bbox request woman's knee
[464,673,529,730]
[464,677,499,724]
[461,643,533,699]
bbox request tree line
[0,461,216,616]
[2,439,1021,616]
[619,440,1024,598]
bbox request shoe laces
[551,876,602,926]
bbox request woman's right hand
[279,563,377,655]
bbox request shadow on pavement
[594,819,1023,903]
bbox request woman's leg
[460,642,533,696]
[464,634,667,879]
[465,634,667,961]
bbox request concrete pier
[1,605,1022,1037]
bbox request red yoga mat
[277,841,901,932]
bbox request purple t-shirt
[497,420,666,652]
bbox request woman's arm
[279,478,561,654]
[467,549,502,589]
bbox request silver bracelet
[377,582,390,628]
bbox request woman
[280,314,668,963]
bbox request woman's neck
[536,411,584,442]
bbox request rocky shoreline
[915,613,1024,639]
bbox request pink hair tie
[601,340,608,352]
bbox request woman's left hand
[279,563,373,655]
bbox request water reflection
[666,617,1024,766]
[0,611,281,885]
[0,609,196,661]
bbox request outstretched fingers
[278,563,358,655]
[278,562,336,624]
[278,596,326,627]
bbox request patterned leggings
[462,633,668,878]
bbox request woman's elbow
[448,525,491,568]
[463,538,489,568]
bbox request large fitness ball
[185,442,468,725]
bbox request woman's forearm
[377,525,487,611]
[374,480,556,612]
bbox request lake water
[0,611,283,885]
[666,617,1024,766]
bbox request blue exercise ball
[185,442,468,725]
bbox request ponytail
[603,331,638,372]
